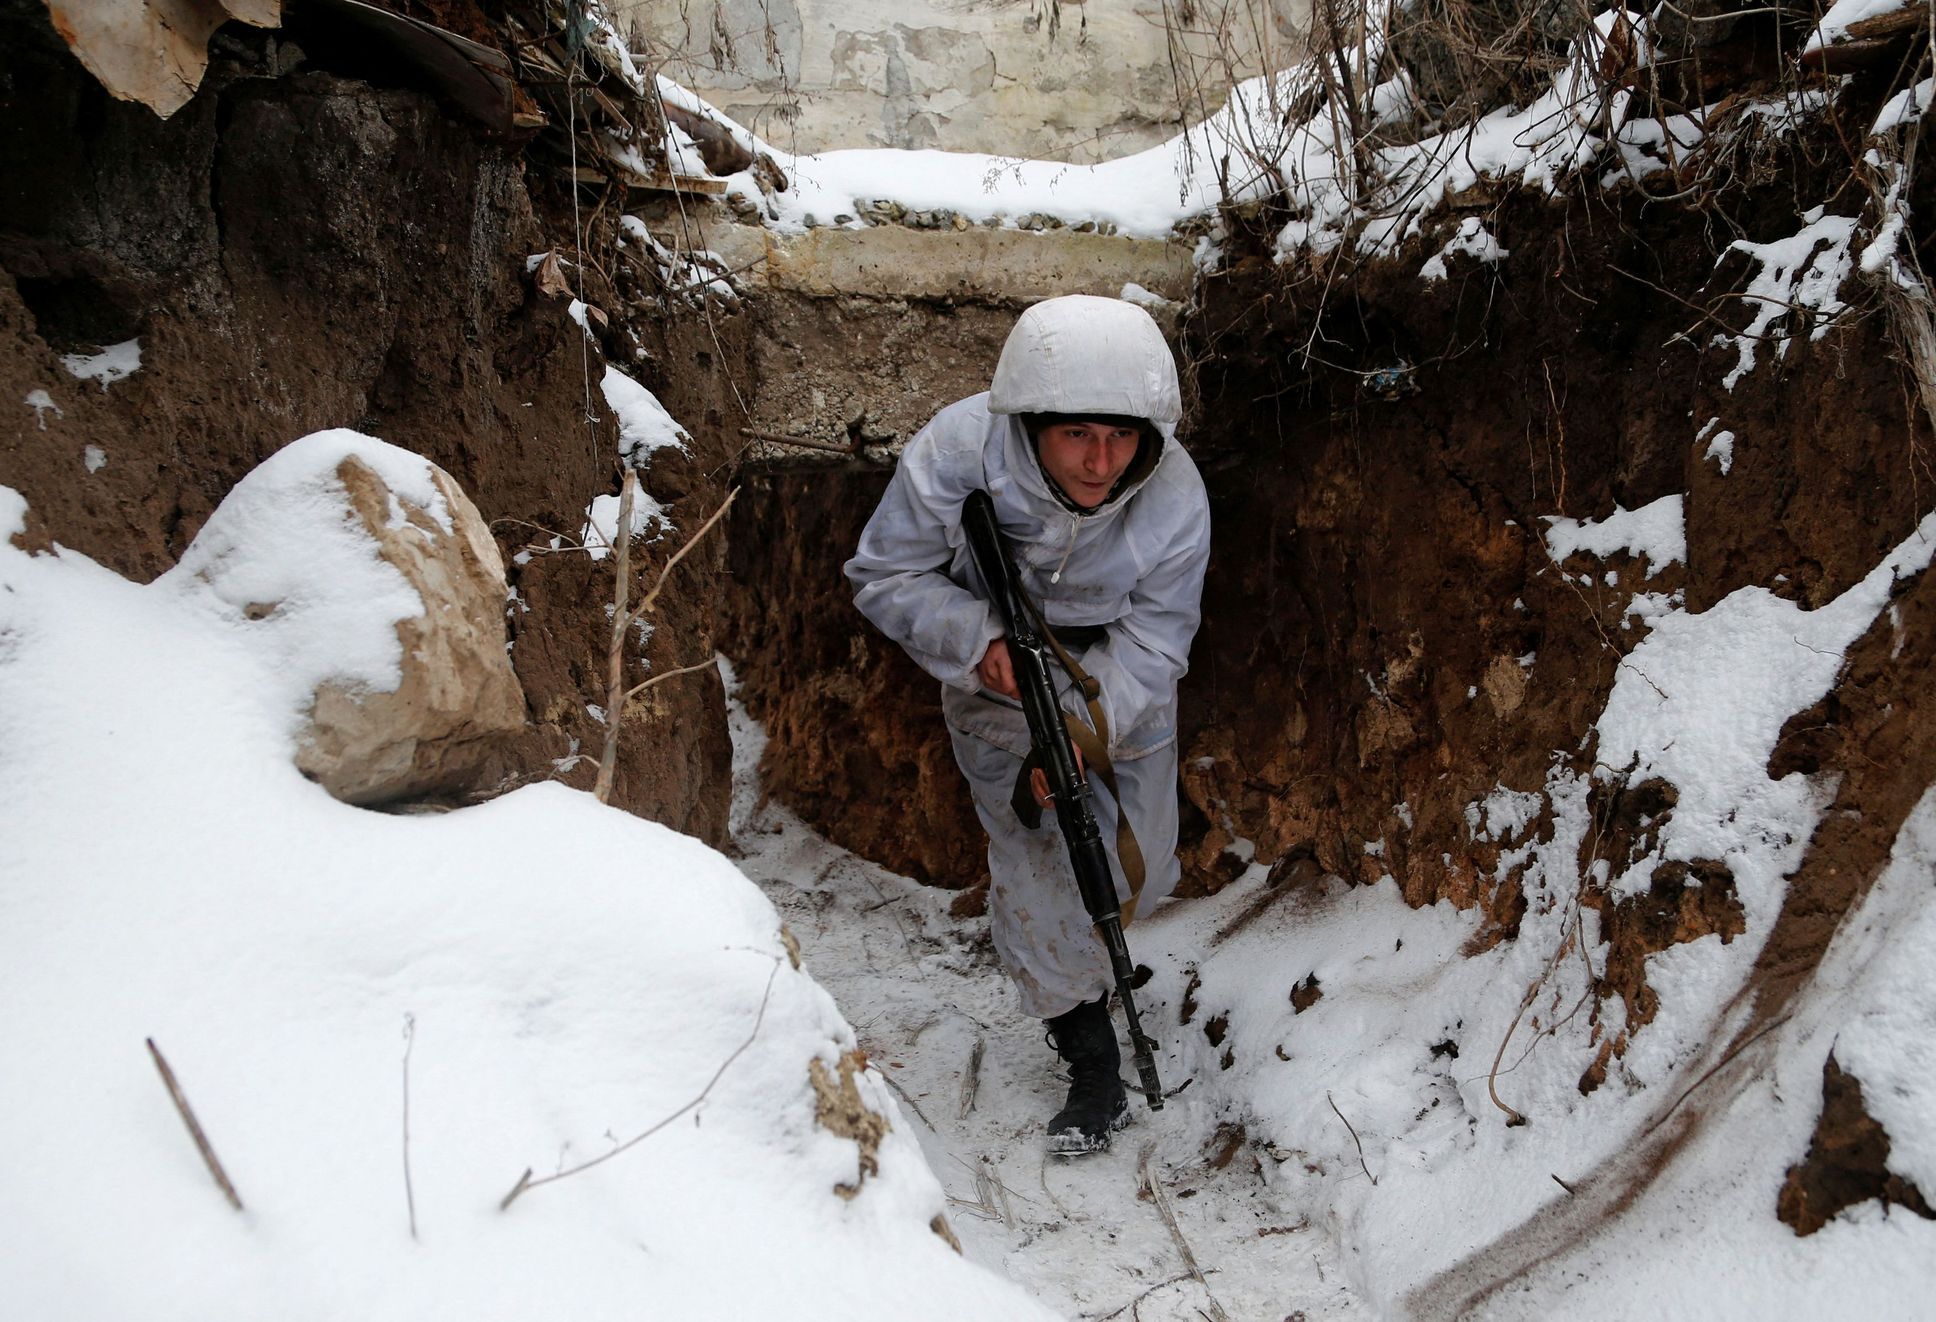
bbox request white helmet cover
[985,294,1182,425]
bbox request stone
[174,434,525,805]
[301,454,524,803]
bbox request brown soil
[0,11,737,837]
[1778,1053,1935,1235]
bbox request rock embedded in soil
[295,453,525,804]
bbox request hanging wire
[566,0,602,476]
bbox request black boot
[1043,994,1129,1155]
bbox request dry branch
[738,426,858,455]
[592,476,739,803]
[621,657,718,705]
[146,1037,244,1212]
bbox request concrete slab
[690,220,1195,306]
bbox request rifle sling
[1013,590,1147,926]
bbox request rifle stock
[961,490,1166,1111]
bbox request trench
[710,147,1936,1301]
[10,5,1936,1309]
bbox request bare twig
[402,1013,420,1241]
[1138,1143,1231,1322]
[500,960,781,1210]
[146,1037,244,1212]
[591,468,639,804]
[617,487,739,637]
[593,479,738,803]
[620,657,718,705]
[878,1068,938,1131]
[1325,1090,1380,1184]
[1091,1272,1196,1321]
[1484,983,1536,1126]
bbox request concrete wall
[637,212,1192,448]
[622,0,1311,163]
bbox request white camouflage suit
[844,296,1211,1020]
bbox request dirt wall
[0,13,737,838]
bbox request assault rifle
[961,489,1166,1111]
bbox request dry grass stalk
[957,1034,985,1119]
[1137,1142,1231,1322]
[501,959,780,1210]
[980,1154,1017,1230]
[145,1037,244,1212]
[401,1013,420,1241]
[1326,1088,1381,1183]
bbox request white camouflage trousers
[945,694,1182,1021]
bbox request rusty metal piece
[44,0,281,119]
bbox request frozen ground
[723,665,1368,1322]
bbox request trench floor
[723,667,1370,1321]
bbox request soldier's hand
[977,638,1020,699]
[1029,745,1084,809]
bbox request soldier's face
[1036,422,1142,508]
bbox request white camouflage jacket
[845,384,1210,761]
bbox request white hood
[985,295,1182,425]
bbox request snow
[60,337,142,389]
[84,443,107,473]
[1542,494,1686,577]
[1119,281,1179,312]
[1807,0,1918,51]
[1596,509,1936,890]
[1420,217,1509,282]
[1467,785,1544,843]
[0,441,1053,1322]
[599,364,690,465]
[1872,76,1934,137]
[1469,785,1936,1320]
[581,488,667,562]
[618,215,738,305]
[24,387,61,428]
[1715,211,1860,391]
[1706,428,1736,474]
[1696,416,1733,475]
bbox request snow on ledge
[1542,494,1687,577]
[60,338,142,390]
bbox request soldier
[845,294,1210,1153]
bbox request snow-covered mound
[0,436,1056,1322]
